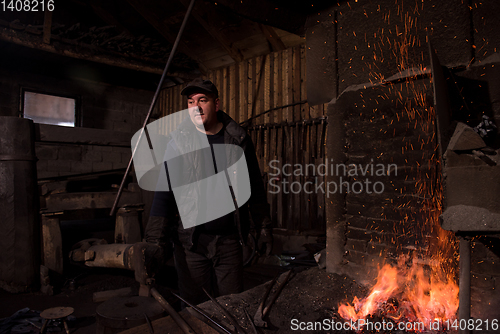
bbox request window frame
[20,88,81,127]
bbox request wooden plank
[240,62,248,123]
[248,58,255,122]
[178,0,244,62]
[229,64,238,121]
[286,49,294,121]
[264,55,271,125]
[41,216,63,275]
[276,127,283,228]
[259,24,286,52]
[254,56,262,125]
[302,124,310,230]
[44,191,141,212]
[89,0,131,35]
[223,67,229,116]
[316,157,325,229]
[293,46,301,121]
[275,51,283,123]
[0,27,170,75]
[284,126,293,229]
[43,8,52,44]
[300,45,309,121]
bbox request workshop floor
[0,262,290,334]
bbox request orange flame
[338,257,459,331]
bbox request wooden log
[44,191,141,212]
[41,215,63,275]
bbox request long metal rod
[172,292,233,334]
[203,288,246,334]
[110,0,197,216]
[458,236,471,334]
[151,288,196,334]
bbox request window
[23,91,77,127]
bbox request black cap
[181,78,219,98]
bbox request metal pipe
[458,236,471,334]
[150,288,196,334]
[110,0,197,216]
[172,292,233,334]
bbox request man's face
[187,92,219,130]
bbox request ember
[338,256,458,332]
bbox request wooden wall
[155,45,329,233]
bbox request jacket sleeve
[243,136,272,229]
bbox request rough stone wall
[35,142,131,179]
[327,77,439,282]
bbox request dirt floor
[0,263,367,334]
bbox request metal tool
[144,312,154,334]
[172,292,233,334]
[110,0,197,216]
[253,269,293,328]
[243,308,259,334]
[202,288,246,334]
[151,288,196,334]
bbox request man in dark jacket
[145,78,272,305]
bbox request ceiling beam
[0,26,195,77]
[88,0,132,35]
[178,0,244,62]
[125,0,207,73]
[259,24,286,52]
[211,0,307,35]
[43,8,52,44]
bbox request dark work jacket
[149,110,270,250]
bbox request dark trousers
[174,233,243,306]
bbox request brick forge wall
[328,66,500,323]
[327,75,448,284]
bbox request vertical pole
[458,236,471,334]
[110,0,197,216]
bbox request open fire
[338,257,459,332]
[335,0,463,331]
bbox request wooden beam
[126,0,207,72]
[178,0,244,62]
[89,0,132,35]
[0,27,183,76]
[259,24,286,52]
[43,8,52,44]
